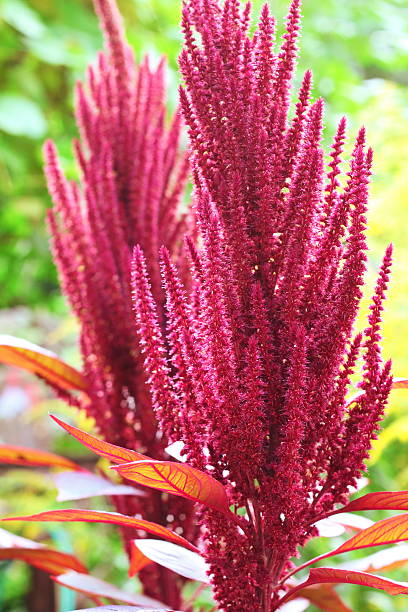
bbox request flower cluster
[44,0,194,606]
[132,0,392,609]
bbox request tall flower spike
[44,0,195,607]
[133,1,393,610]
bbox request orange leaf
[53,572,165,607]
[0,335,87,393]
[50,415,149,464]
[295,584,353,612]
[330,513,408,556]
[0,445,82,471]
[281,568,408,607]
[285,514,408,582]
[392,378,408,389]
[338,490,408,513]
[112,460,231,516]
[129,541,152,577]
[3,508,199,553]
[0,528,87,575]
[339,544,408,575]
[306,567,408,595]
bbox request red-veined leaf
[50,415,149,464]
[294,584,354,612]
[51,471,140,501]
[336,491,408,513]
[129,541,152,577]
[3,509,198,552]
[0,527,87,575]
[338,544,408,574]
[0,335,87,392]
[392,378,408,389]
[134,539,209,583]
[53,572,165,607]
[285,513,408,581]
[0,445,82,471]
[112,460,231,516]
[282,567,408,605]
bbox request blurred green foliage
[0,0,407,308]
[1,0,408,610]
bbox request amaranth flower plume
[132,0,393,609]
[44,0,195,606]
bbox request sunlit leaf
[53,572,166,607]
[3,509,199,552]
[0,528,87,575]
[289,513,408,577]
[129,541,152,577]
[338,544,408,574]
[0,445,81,471]
[134,539,210,582]
[297,567,408,597]
[337,491,408,513]
[50,415,149,463]
[0,335,87,392]
[392,378,408,389]
[295,583,354,612]
[112,460,231,516]
[51,471,140,501]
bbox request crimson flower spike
[44,0,195,607]
[132,1,393,610]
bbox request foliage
[0,0,407,611]
[0,0,407,307]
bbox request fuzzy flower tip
[44,0,194,606]
[132,0,392,609]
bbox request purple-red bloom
[44,0,194,606]
[132,0,393,609]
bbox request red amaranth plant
[127,0,397,609]
[0,0,196,608]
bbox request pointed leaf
[287,513,408,580]
[0,335,87,392]
[392,378,408,389]
[51,471,141,502]
[134,539,210,583]
[50,415,149,464]
[0,445,82,471]
[129,541,153,577]
[281,568,408,606]
[315,513,373,537]
[112,460,231,515]
[53,572,165,607]
[3,509,199,552]
[338,544,408,574]
[295,584,354,612]
[305,567,408,596]
[0,528,87,575]
[338,491,408,513]
[0,527,42,549]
